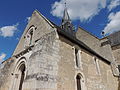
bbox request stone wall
[0,30,59,90]
[57,36,118,90]
[22,31,60,90]
[57,37,76,90]
[0,10,119,90]
[0,58,15,90]
[0,30,119,90]
[76,27,114,62]
[112,45,120,64]
[81,50,118,90]
[13,10,55,55]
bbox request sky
[0,0,120,62]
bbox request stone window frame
[24,25,37,47]
[76,74,82,90]
[93,56,101,75]
[73,46,82,69]
[10,57,27,90]
[75,73,86,90]
[75,48,79,67]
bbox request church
[0,7,120,90]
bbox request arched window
[76,75,81,90]
[11,61,26,90]
[27,29,33,45]
[93,57,101,75]
[74,47,81,68]
[24,25,36,48]
[18,64,25,90]
[75,48,79,67]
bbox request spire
[61,2,75,36]
[62,2,71,25]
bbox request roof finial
[64,0,67,8]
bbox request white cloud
[102,11,120,35]
[0,53,6,64]
[0,23,19,37]
[108,0,120,11]
[51,0,107,22]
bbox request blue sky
[0,0,120,62]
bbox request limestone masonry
[0,9,120,90]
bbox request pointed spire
[60,1,75,36]
[62,2,71,25]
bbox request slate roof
[108,31,120,47]
[49,20,111,64]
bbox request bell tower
[61,2,75,36]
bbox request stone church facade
[0,8,120,90]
